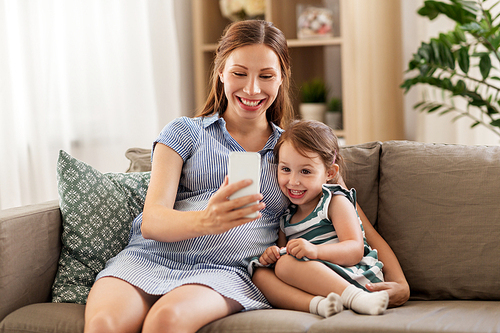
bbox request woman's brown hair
[274,120,346,183]
[196,20,293,128]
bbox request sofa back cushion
[378,141,500,300]
[341,142,381,226]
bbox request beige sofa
[1,140,500,333]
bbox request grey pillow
[53,151,150,304]
[341,141,381,227]
[378,141,500,300]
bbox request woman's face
[220,44,282,122]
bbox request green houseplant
[326,97,343,129]
[299,78,328,122]
[401,0,500,137]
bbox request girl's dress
[96,114,289,310]
[280,184,384,291]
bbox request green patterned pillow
[52,150,150,304]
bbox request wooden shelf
[192,0,405,145]
[201,37,342,52]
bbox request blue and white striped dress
[280,184,384,291]
[96,115,289,310]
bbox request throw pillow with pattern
[52,150,150,304]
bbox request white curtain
[401,0,500,146]
[0,0,187,210]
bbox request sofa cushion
[0,303,84,333]
[0,305,318,333]
[53,151,150,304]
[307,300,500,333]
[199,309,320,333]
[124,142,382,226]
[378,141,500,300]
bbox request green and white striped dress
[280,184,384,291]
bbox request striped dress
[280,184,384,291]
[96,115,289,310]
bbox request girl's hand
[259,246,282,265]
[200,176,265,235]
[286,238,318,260]
[365,280,410,308]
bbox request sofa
[1,140,500,333]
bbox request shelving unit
[191,0,405,144]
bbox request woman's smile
[237,96,266,110]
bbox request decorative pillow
[52,150,150,304]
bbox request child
[252,119,389,317]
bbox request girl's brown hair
[196,20,293,128]
[274,120,346,183]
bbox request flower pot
[325,112,342,129]
[299,103,327,123]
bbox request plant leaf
[456,46,470,73]
[490,119,500,127]
[479,54,492,80]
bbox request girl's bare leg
[274,254,350,296]
[252,267,313,312]
[84,277,159,333]
[142,284,243,333]
[253,267,343,317]
[275,254,388,315]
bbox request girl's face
[220,44,282,122]
[277,141,337,211]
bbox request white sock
[341,284,388,315]
[309,293,343,317]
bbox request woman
[84,20,408,333]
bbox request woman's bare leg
[84,277,159,333]
[142,284,243,333]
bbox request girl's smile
[288,189,306,199]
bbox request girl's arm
[141,143,265,242]
[357,204,410,307]
[286,195,364,266]
[259,230,287,265]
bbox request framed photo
[297,5,334,39]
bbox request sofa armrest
[0,200,62,321]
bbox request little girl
[251,119,389,317]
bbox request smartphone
[228,152,261,218]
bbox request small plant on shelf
[299,78,329,122]
[300,78,328,103]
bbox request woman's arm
[141,143,265,242]
[357,204,410,307]
[337,174,409,307]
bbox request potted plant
[401,0,500,138]
[326,97,343,129]
[299,78,328,122]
